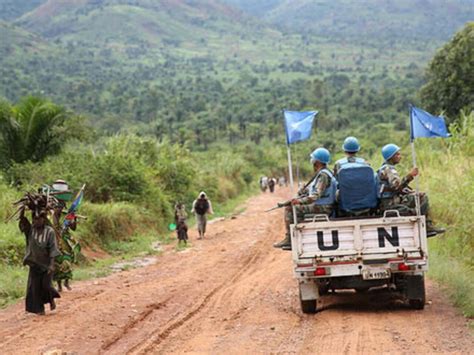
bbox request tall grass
[416,111,473,318]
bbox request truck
[291,210,428,313]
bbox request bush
[75,202,164,249]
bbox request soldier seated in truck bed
[274,147,337,250]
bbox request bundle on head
[12,191,60,220]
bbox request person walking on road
[19,210,61,315]
[268,177,276,193]
[174,202,189,245]
[191,191,214,239]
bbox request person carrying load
[273,148,337,250]
[377,143,445,236]
[191,191,214,239]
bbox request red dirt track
[0,188,472,354]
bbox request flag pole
[286,144,298,226]
[410,141,421,217]
[295,143,300,189]
[409,105,421,217]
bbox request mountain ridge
[222,0,474,42]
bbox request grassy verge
[428,241,474,320]
[416,115,473,321]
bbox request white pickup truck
[292,210,428,313]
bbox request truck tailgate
[292,215,427,260]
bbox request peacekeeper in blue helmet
[273,148,337,250]
[377,143,445,236]
[333,136,369,176]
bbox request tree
[420,23,474,122]
[0,97,69,169]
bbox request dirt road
[0,188,472,354]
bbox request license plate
[362,267,391,280]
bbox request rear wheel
[299,288,318,314]
[300,299,317,314]
[409,299,425,310]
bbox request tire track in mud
[125,241,267,355]
[101,299,171,351]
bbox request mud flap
[406,275,425,300]
[299,281,319,301]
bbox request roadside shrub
[76,202,161,249]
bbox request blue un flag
[284,110,318,145]
[410,105,450,141]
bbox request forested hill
[223,0,474,42]
[15,0,265,49]
[0,0,471,144]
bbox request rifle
[265,201,291,212]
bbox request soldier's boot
[426,220,446,237]
[273,234,291,249]
[57,280,63,293]
[65,279,72,291]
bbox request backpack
[337,163,378,212]
[195,198,209,215]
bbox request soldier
[273,148,337,250]
[377,143,445,236]
[333,136,369,176]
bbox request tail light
[314,267,327,276]
[398,263,411,271]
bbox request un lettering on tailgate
[301,222,417,253]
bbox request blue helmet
[310,148,331,164]
[342,136,360,153]
[382,144,401,161]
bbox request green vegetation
[0,96,86,169]
[1,0,469,142]
[225,0,473,43]
[418,112,474,318]
[0,0,46,21]
[421,22,474,121]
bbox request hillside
[224,0,474,42]
[0,0,47,21]
[0,21,64,99]
[0,0,463,139]
[16,0,271,55]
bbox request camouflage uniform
[378,164,429,216]
[284,170,334,235]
